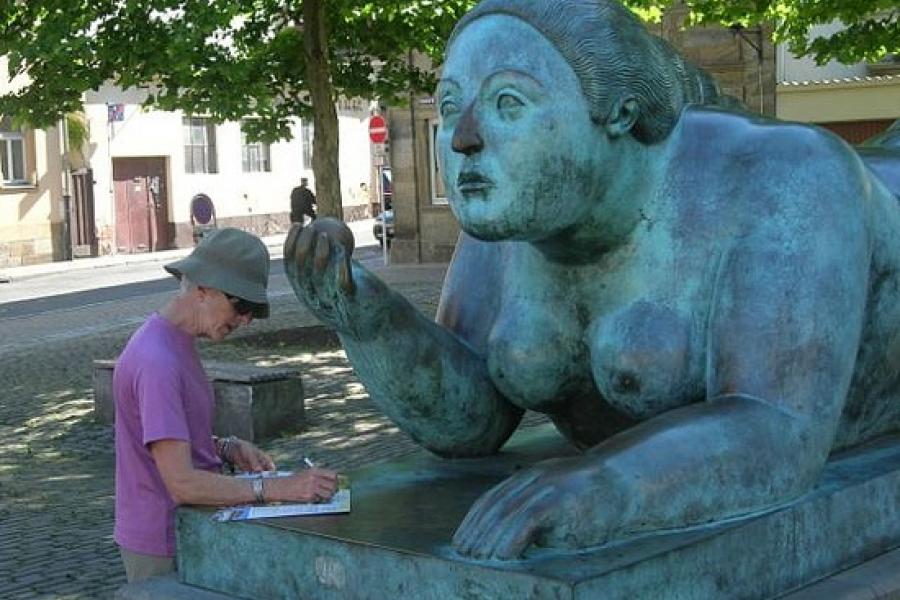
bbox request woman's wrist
[215,435,238,464]
[251,477,266,504]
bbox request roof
[779,74,900,89]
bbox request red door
[113,158,169,253]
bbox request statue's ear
[603,96,639,138]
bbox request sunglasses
[224,293,256,316]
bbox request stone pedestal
[92,359,304,442]
[174,424,900,599]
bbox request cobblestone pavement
[0,260,548,598]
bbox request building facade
[83,86,373,255]
[0,57,67,267]
[0,74,375,266]
[776,23,900,144]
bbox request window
[428,120,447,204]
[241,122,271,172]
[301,119,313,169]
[183,117,218,173]
[0,117,26,184]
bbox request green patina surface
[282,0,900,562]
[178,425,900,599]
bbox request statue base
[176,424,900,599]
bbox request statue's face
[437,15,606,242]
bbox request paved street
[0,224,472,598]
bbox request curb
[0,236,287,284]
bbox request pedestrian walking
[290,177,317,225]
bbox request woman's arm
[284,223,522,457]
[151,440,338,506]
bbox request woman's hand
[269,468,340,504]
[229,439,276,473]
[452,455,627,560]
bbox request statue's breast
[486,297,592,412]
[589,300,704,419]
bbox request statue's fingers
[457,476,544,558]
[453,473,538,555]
[294,225,317,271]
[338,257,355,295]
[284,223,303,262]
[334,245,355,295]
[461,472,538,534]
[487,488,554,560]
[313,232,332,273]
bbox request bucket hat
[164,228,270,319]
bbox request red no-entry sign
[369,115,388,144]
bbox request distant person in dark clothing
[290,178,317,225]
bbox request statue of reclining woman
[285,0,900,561]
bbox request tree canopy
[0,0,475,217]
[0,1,895,216]
[626,1,899,65]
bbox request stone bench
[93,359,304,443]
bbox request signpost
[370,115,390,266]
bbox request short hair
[449,0,722,144]
[180,275,198,294]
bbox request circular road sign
[369,115,388,144]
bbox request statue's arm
[285,225,522,457]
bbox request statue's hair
[449,0,722,144]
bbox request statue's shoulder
[683,105,848,152]
[679,105,863,180]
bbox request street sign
[369,115,388,144]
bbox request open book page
[212,473,350,522]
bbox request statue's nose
[452,104,483,156]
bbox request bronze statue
[285,0,900,560]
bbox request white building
[82,85,374,254]
[777,22,900,143]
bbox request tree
[626,1,899,65]
[0,0,475,218]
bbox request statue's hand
[452,456,626,560]
[284,218,358,331]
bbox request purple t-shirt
[113,313,221,557]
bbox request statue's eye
[497,93,525,119]
[439,99,460,120]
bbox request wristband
[252,477,266,504]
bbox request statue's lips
[457,172,494,194]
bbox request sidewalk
[0,232,290,284]
[0,218,392,284]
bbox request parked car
[373,209,394,246]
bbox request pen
[303,457,316,469]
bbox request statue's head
[450,0,719,144]
[438,0,718,242]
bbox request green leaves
[0,0,475,136]
[625,0,899,65]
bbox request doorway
[71,168,98,257]
[113,157,169,253]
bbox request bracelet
[251,477,266,504]
[218,435,238,463]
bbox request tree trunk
[303,0,342,219]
